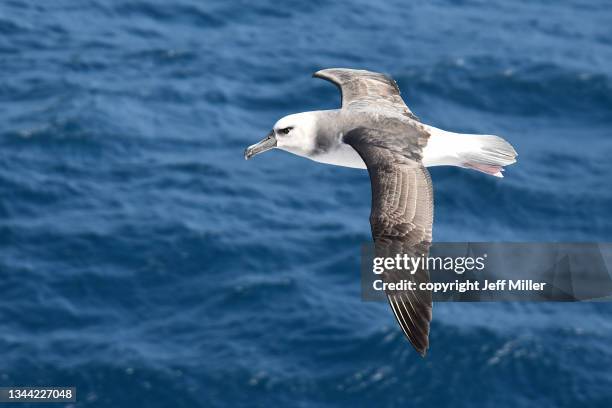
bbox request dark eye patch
[279,127,292,135]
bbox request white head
[244,112,319,160]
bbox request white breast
[310,142,367,169]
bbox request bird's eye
[279,127,292,135]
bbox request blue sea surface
[1,0,612,406]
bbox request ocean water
[1,0,612,406]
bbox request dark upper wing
[344,127,434,356]
[313,68,418,120]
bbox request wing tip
[312,69,324,78]
[410,335,429,358]
[387,294,432,357]
[313,68,339,78]
[313,67,370,78]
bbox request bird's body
[262,108,516,177]
[245,68,517,356]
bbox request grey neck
[311,109,351,155]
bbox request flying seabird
[244,68,517,356]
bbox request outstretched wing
[313,68,418,120]
[344,127,434,356]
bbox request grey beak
[244,131,277,160]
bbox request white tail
[421,125,518,178]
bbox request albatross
[244,68,517,356]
